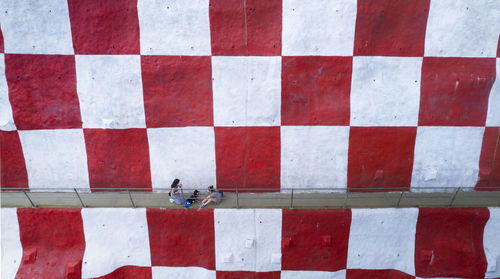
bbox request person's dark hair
[171,178,180,188]
[208,185,214,192]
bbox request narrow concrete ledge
[2,190,500,209]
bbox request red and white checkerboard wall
[2,207,500,278]
[0,0,499,191]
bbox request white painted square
[281,126,349,191]
[486,59,500,126]
[281,270,346,279]
[347,208,418,275]
[212,56,281,126]
[18,129,90,190]
[350,57,422,126]
[214,209,282,272]
[410,127,484,190]
[0,0,74,54]
[282,0,357,56]
[75,55,146,129]
[147,127,216,190]
[138,0,211,55]
[1,208,22,279]
[152,266,215,279]
[81,208,151,278]
[424,0,500,57]
[484,208,500,275]
[0,54,16,131]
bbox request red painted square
[146,208,215,269]
[347,269,415,279]
[216,271,280,279]
[16,209,85,279]
[0,25,4,53]
[84,129,152,191]
[215,127,280,191]
[476,127,500,190]
[282,209,351,271]
[209,0,281,56]
[141,56,213,127]
[94,266,152,279]
[415,208,489,278]
[354,0,430,56]
[347,127,416,192]
[5,54,82,130]
[0,131,28,189]
[497,34,500,57]
[281,56,351,125]
[419,57,496,126]
[68,0,140,54]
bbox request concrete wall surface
[0,207,499,278]
[1,0,500,192]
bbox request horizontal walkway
[2,188,500,208]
